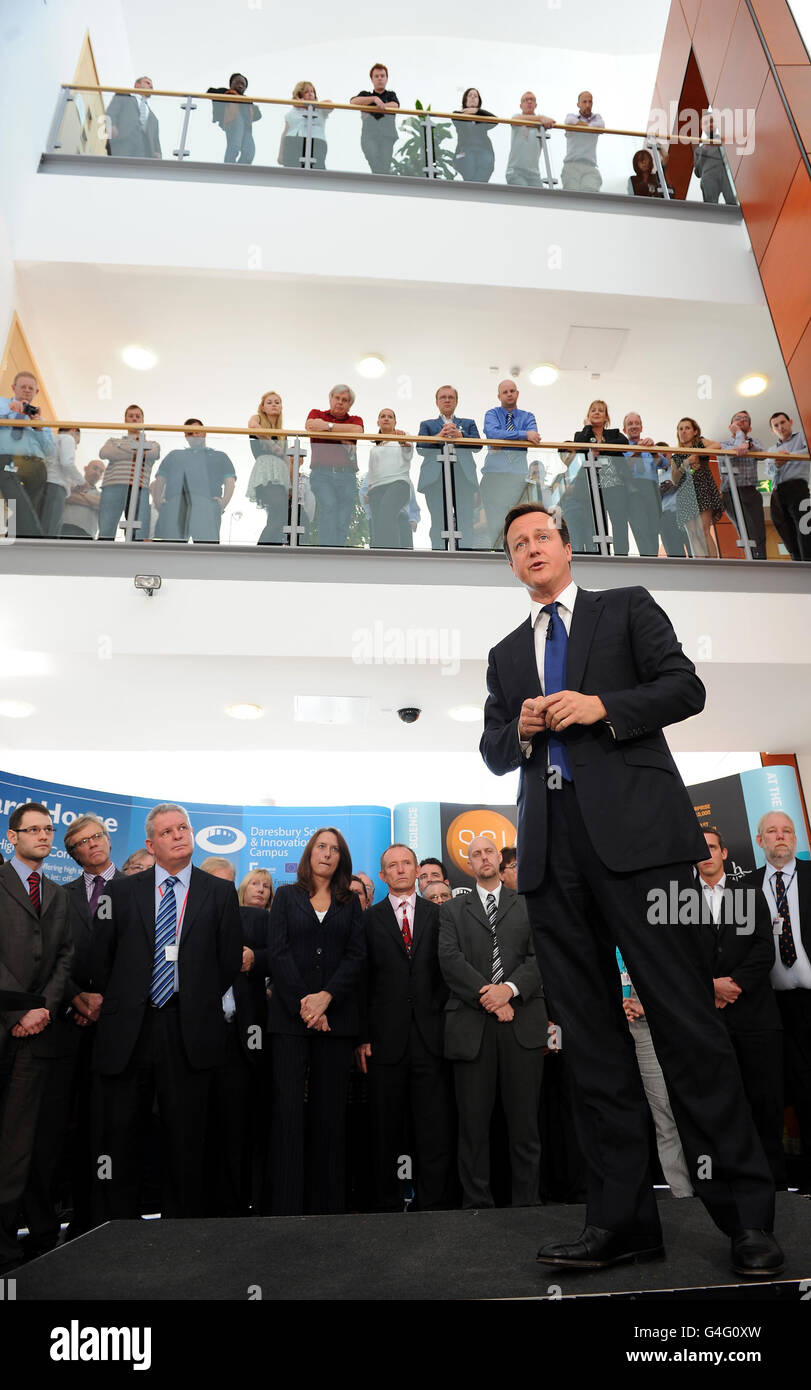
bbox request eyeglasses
[69,831,108,851]
[16,825,54,835]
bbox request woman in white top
[41,427,85,537]
[278,81,330,171]
[247,390,297,544]
[366,407,413,549]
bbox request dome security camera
[397,707,422,724]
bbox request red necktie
[28,871,41,914]
[399,901,412,953]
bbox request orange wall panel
[751,0,811,64]
[787,317,811,444]
[693,0,741,101]
[777,66,811,151]
[656,1,694,118]
[760,161,811,361]
[714,1,770,131]
[679,0,702,38]
[734,72,801,260]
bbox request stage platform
[13,1192,811,1301]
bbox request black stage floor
[12,1192,811,1301]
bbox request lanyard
[767,866,796,917]
[159,879,191,940]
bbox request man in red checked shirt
[305,384,364,547]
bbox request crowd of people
[2,374,807,559]
[99,70,737,201]
[0,797,807,1274]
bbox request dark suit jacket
[360,895,447,1063]
[106,93,162,157]
[438,886,547,1060]
[0,862,73,1058]
[480,585,708,892]
[233,905,270,1063]
[63,870,125,1001]
[267,884,365,1037]
[416,415,482,489]
[89,865,242,1075]
[699,877,781,1033]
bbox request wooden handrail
[6,418,805,461]
[60,83,724,146]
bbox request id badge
[165,944,179,961]
[772,917,783,935]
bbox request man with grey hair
[89,803,242,1219]
[23,814,122,1252]
[106,76,162,158]
[306,385,364,546]
[121,848,155,876]
[757,810,811,1189]
[0,370,55,534]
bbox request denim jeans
[98,483,151,540]
[310,468,357,547]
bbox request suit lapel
[566,588,604,693]
[136,868,157,944]
[0,862,39,920]
[510,616,542,702]
[383,897,411,957]
[179,866,206,948]
[464,890,492,936]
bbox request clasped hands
[479,982,514,1023]
[11,1006,50,1038]
[519,691,607,738]
[713,976,741,1009]
[300,990,332,1032]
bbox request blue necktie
[151,875,179,1006]
[542,603,572,782]
[505,411,516,435]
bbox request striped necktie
[151,876,179,1006]
[774,871,797,969]
[27,871,41,915]
[486,893,503,983]
[399,900,412,953]
[505,411,516,435]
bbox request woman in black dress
[670,416,723,557]
[453,88,497,182]
[267,827,365,1214]
[562,399,631,554]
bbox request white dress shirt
[520,579,578,759]
[699,872,727,926]
[155,861,192,993]
[764,858,811,990]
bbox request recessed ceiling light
[0,651,52,679]
[0,700,35,718]
[529,363,559,386]
[737,374,767,397]
[294,695,370,725]
[121,345,159,371]
[356,355,386,379]
[449,705,483,722]
[225,703,264,720]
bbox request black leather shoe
[731,1229,784,1278]
[537,1224,665,1269]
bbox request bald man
[481,380,541,549]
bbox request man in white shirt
[505,92,555,187]
[438,834,547,1208]
[561,90,605,192]
[768,411,810,562]
[758,811,811,1189]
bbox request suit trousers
[269,1033,354,1215]
[367,1022,453,1211]
[422,471,476,550]
[721,485,766,559]
[776,989,811,1184]
[771,479,811,562]
[627,478,662,556]
[724,1029,786,1188]
[205,1022,262,1215]
[453,1016,543,1209]
[524,782,774,1239]
[24,1026,102,1246]
[99,1001,212,1219]
[0,1039,49,1265]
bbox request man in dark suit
[480,502,781,1277]
[696,827,785,1186]
[355,843,453,1212]
[106,77,162,157]
[89,803,242,1219]
[199,856,269,1215]
[23,814,123,1252]
[0,803,73,1272]
[439,835,547,1209]
[757,810,811,1190]
[417,384,481,550]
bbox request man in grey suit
[438,835,547,1208]
[106,77,162,158]
[0,802,73,1272]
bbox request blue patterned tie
[542,603,572,782]
[151,875,179,1006]
[505,411,516,435]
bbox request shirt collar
[389,889,416,913]
[530,579,578,628]
[83,863,116,888]
[11,855,42,888]
[700,873,726,892]
[156,861,192,890]
[769,858,796,880]
[477,881,501,907]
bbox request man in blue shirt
[152,419,236,543]
[768,411,810,562]
[481,380,540,548]
[622,411,663,556]
[0,372,55,537]
[417,385,481,549]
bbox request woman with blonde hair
[670,416,723,558]
[278,81,330,170]
[561,399,631,554]
[238,868,274,910]
[247,390,297,545]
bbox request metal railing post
[540,128,557,188]
[718,453,756,559]
[440,442,460,550]
[173,96,197,160]
[423,115,436,178]
[586,451,612,555]
[303,104,315,169]
[284,437,305,546]
[47,88,72,153]
[122,432,147,542]
[648,140,671,199]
